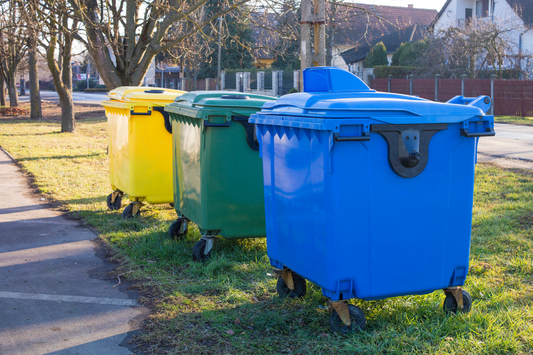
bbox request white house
[432,0,533,67]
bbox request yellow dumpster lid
[107,87,186,103]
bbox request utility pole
[300,0,326,88]
[217,16,223,90]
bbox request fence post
[293,70,300,91]
[387,75,392,93]
[278,71,283,95]
[205,78,210,91]
[243,72,251,92]
[461,74,467,96]
[236,72,243,92]
[435,74,441,102]
[220,73,225,90]
[257,72,264,91]
[409,75,414,96]
[180,78,186,91]
[272,71,279,96]
[490,74,497,115]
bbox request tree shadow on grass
[16,153,104,162]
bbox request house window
[465,8,473,22]
[476,0,489,17]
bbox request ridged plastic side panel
[257,122,476,301]
[170,112,267,239]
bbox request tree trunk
[0,75,5,106]
[29,44,42,119]
[58,89,74,132]
[6,70,19,107]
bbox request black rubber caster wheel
[106,193,122,210]
[276,272,307,298]
[122,204,140,219]
[329,304,366,335]
[168,219,188,240]
[169,203,175,208]
[443,289,472,314]
[192,239,212,262]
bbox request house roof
[431,0,533,28]
[340,24,428,64]
[333,4,437,46]
[507,0,533,25]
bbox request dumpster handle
[153,107,172,134]
[461,127,495,137]
[130,109,152,116]
[204,122,231,128]
[233,116,259,151]
[333,133,370,142]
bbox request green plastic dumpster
[164,92,276,261]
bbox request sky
[354,0,447,11]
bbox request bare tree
[20,0,42,119]
[418,17,529,79]
[0,0,28,107]
[67,0,250,90]
[38,0,79,132]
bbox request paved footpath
[0,149,148,354]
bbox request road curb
[0,145,17,163]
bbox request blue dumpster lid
[252,67,491,125]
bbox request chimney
[408,4,413,8]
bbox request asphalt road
[0,150,147,355]
[16,91,108,106]
[477,123,533,170]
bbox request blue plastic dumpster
[250,67,495,334]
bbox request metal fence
[264,72,273,90]
[225,73,236,90]
[282,72,295,95]
[372,78,533,117]
[250,72,257,90]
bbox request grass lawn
[495,116,533,126]
[1,117,533,354]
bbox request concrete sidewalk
[0,150,147,354]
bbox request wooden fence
[371,78,533,117]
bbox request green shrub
[84,88,108,93]
[76,79,98,92]
[399,39,429,66]
[391,42,411,66]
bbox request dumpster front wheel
[106,192,122,210]
[169,219,188,240]
[276,272,307,298]
[122,203,141,219]
[329,304,366,335]
[192,239,213,262]
[443,289,472,314]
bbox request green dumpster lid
[166,91,276,112]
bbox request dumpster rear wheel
[443,289,472,314]
[329,304,366,335]
[169,203,174,208]
[276,272,307,298]
[192,239,212,262]
[168,219,188,240]
[122,203,141,219]
[106,192,122,210]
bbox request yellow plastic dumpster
[102,87,186,219]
